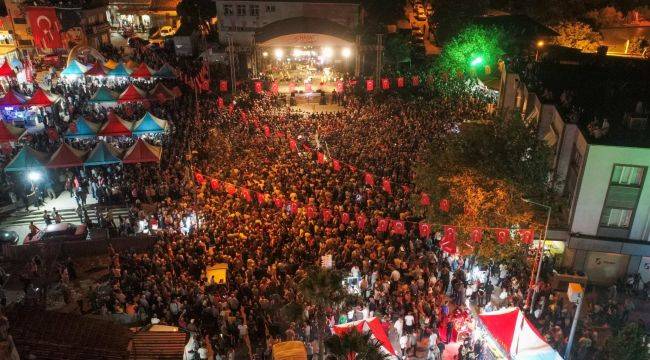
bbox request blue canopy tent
[60,60,88,78]
[65,117,101,138]
[89,86,118,104]
[108,62,132,77]
[3,146,48,172]
[132,112,169,135]
[153,63,177,79]
[84,141,122,167]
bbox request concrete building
[108,0,179,33]
[499,56,650,284]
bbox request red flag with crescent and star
[440,226,457,254]
[496,228,511,244]
[470,227,483,243]
[26,7,63,50]
[391,220,406,235]
[356,213,367,229]
[419,222,431,238]
[518,228,535,244]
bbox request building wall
[82,6,112,48]
[4,0,34,54]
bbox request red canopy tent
[332,317,396,356]
[85,62,108,77]
[0,121,25,142]
[130,63,154,79]
[122,138,162,164]
[149,83,176,102]
[0,61,16,78]
[24,88,60,107]
[46,143,87,168]
[118,84,147,103]
[98,112,133,136]
[0,90,26,107]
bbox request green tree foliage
[586,6,625,28]
[325,330,391,360]
[384,33,412,66]
[604,323,650,360]
[437,25,504,75]
[433,0,488,44]
[552,21,602,52]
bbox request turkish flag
[228,103,234,114]
[420,192,430,206]
[518,229,535,244]
[256,192,265,204]
[306,205,317,219]
[419,222,431,238]
[356,214,367,229]
[391,220,406,235]
[26,7,63,49]
[225,183,237,195]
[439,199,450,212]
[305,83,312,92]
[470,228,483,243]
[376,218,389,233]
[289,138,297,152]
[271,81,279,95]
[440,226,457,254]
[341,212,350,224]
[240,188,252,202]
[332,159,341,172]
[412,76,420,86]
[217,97,224,109]
[263,126,271,138]
[317,152,325,164]
[219,80,228,92]
[290,201,299,214]
[382,178,392,194]
[240,110,248,123]
[496,228,511,244]
[381,78,390,90]
[322,208,332,223]
[366,79,374,92]
[210,179,220,191]
[364,173,375,186]
[397,77,405,88]
[194,172,205,184]
[274,198,284,209]
[348,165,357,172]
[254,81,263,94]
[289,82,296,92]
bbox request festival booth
[24,88,60,108]
[85,62,108,77]
[153,64,177,79]
[477,308,562,360]
[272,341,307,360]
[205,263,228,285]
[46,143,87,168]
[60,60,88,78]
[122,139,162,164]
[104,59,118,70]
[125,59,139,70]
[65,117,101,138]
[0,121,25,142]
[0,90,27,124]
[89,86,118,105]
[130,63,155,79]
[84,141,122,167]
[332,317,396,357]
[0,61,16,78]
[108,62,132,77]
[3,146,48,172]
[0,90,26,107]
[149,83,177,102]
[98,112,133,137]
[118,84,147,103]
[132,112,168,135]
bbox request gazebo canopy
[65,116,101,138]
[25,88,60,107]
[133,112,168,135]
[98,112,133,136]
[85,62,108,77]
[130,63,155,79]
[0,61,16,78]
[104,59,118,69]
[84,141,122,166]
[122,138,162,164]
[4,146,48,172]
[0,90,26,107]
[149,83,176,102]
[60,60,88,77]
[0,121,25,142]
[108,62,132,77]
[89,86,118,104]
[153,63,176,79]
[47,143,87,168]
[118,84,147,103]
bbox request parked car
[159,26,176,37]
[25,223,88,244]
[0,229,18,245]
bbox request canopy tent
[3,146,48,172]
[60,60,88,77]
[149,83,177,102]
[65,116,101,138]
[84,141,122,166]
[47,143,87,168]
[153,63,177,79]
[133,112,168,135]
[122,138,162,164]
[98,112,133,137]
[108,62,132,77]
[0,61,16,78]
[89,86,118,104]
[332,317,396,356]
[24,88,60,107]
[0,90,26,107]
[0,121,25,142]
[125,59,139,70]
[118,84,147,103]
[85,62,108,77]
[205,263,228,285]
[130,63,155,79]
[478,308,562,360]
[104,59,118,69]
[272,341,307,360]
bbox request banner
[397,77,405,88]
[56,8,86,48]
[219,80,228,92]
[26,7,63,49]
[381,78,390,90]
[366,79,374,92]
[254,81,263,94]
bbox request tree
[605,323,650,360]
[437,25,504,75]
[433,0,488,44]
[552,22,602,52]
[586,7,625,28]
[177,0,217,28]
[324,330,390,360]
[627,36,649,55]
[384,33,412,67]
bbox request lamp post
[522,198,551,313]
[535,40,545,62]
[565,283,585,360]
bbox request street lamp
[535,40,545,61]
[342,47,352,58]
[274,48,284,60]
[522,198,551,314]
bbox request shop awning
[65,116,101,138]
[0,61,16,78]
[104,59,118,69]
[47,143,87,168]
[133,112,168,135]
[122,138,162,164]
[118,84,147,103]
[85,61,108,77]
[0,90,26,107]
[25,88,60,107]
[149,82,176,102]
[108,62,132,77]
[332,317,396,356]
[0,121,25,142]
[84,141,122,166]
[89,86,118,104]
[98,112,133,137]
[205,263,228,285]
[3,146,48,172]
[272,341,307,360]
[130,63,155,79]
[153,63,176,79]
[61,60,88,77]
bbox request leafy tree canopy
[605,323,650,360]
[552,21,602,52]
[437,25,505,75]
[433,0,488,44]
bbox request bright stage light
[342,47,352,58]
[292,48,303,57]
[262,51,268,58]
[28,171,41,182]
[274,48,284,60]
[322,47,333,58]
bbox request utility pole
[228,36,237,93]
[251,37,257,77]
[565,289,584,360]
[354,34,361,77]
[375,34,383,84]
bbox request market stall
[122,139,162,164]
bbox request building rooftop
[254,16,355,43]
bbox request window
[250,4,259,16]
[600,208,633,228]
[611,165,644,187]
[266,5,276,12]
[13,18,26,24]
[223,5,233,16]
[236,4,246,16]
